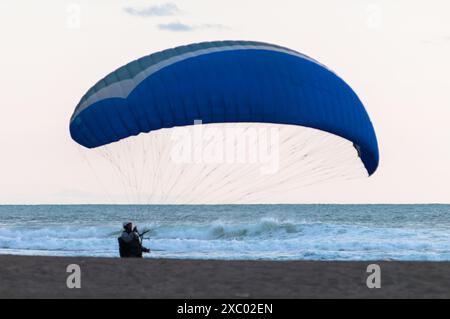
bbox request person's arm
[132,228,150,253]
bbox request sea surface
[0,204,449,260]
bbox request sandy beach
[0,255,449,298]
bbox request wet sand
[1,255,450,298]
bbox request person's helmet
[123,221,132,229]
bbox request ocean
[0,204,449,260]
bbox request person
[118,222,150,258]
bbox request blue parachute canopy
[70,40,379,175]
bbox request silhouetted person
[118,222,150,258]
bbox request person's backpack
[118,236,142,258]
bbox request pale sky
[0,0,449,204]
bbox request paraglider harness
[118,229,151,258]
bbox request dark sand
[1,255,450,298]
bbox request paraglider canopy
[70,41,378,204]
[70,40,378,175]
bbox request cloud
[124,3,180,17]
[123,3,228,32]
[157,22,228,32]
[158,22,193,32]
